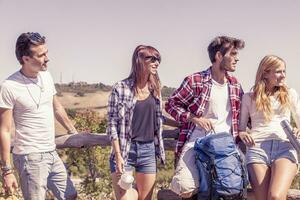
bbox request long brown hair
[252,55,290,121]
[128,45,161,97]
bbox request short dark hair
[207,36,245,63]
[15,32,46,64]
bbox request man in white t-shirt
[165,36,245,197]
[0,32,77,200]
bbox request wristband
[1,164,13,173]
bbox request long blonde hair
[253,55,290,121]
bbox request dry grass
[55,91,110,135]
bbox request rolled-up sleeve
[165,76,194,123]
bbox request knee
[268,191,285,200]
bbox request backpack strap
[236,152,248,199]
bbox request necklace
[20,71,44,109]
[20,70,44,92]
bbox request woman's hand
[239,131,255,147]
[292,127,300,139]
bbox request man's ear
[215,51,223,62]
[22,55,30,64]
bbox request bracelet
[1,164,13,173]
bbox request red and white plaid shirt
[165,67,243,158]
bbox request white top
[239,88,300,142]
[190,79,232,141]
[0,71,57,154]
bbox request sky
[1,0,300,92]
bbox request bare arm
[238,94,255,146]
[53,96,77,134]
[0,108,18,192]
[111,138,124,174]
[0,108,13,167]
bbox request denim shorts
[110,141,156,174]
[13,151,77,200]
[246,140,298,166]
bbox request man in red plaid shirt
[165,36,245,161]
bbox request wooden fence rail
[54,130,300,200]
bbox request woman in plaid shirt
[107,45,165,200]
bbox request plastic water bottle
[280,120,300,153]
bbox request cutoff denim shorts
[110,141,157,174]
[246,140,298,166]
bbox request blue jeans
[13,151,77,200]
[110,141,157,174]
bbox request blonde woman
[107,45,165,200]
[239,55,300,200]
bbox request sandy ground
[55,91,110,135]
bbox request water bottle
[280,120,300,153]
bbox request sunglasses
[145,56,161,63]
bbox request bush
[63,109,114,199]
[75,91,85,97]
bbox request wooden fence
[55,130,300,200]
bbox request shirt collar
[202,66,237,84]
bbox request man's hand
[2,173,18,194]
[190,115,213,132]
[239,131,255,147]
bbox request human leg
[247,163,270,200]
[136,173,156,200]
[110,145,138,200]
[47,151,77,200]
[134,141,157,200]
[13,153,50,200]
[267,158,297,200]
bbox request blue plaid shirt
[106,78,166,165]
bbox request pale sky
[1,0,300,92]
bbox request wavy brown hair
[252,55,290,121]
[128,45,161,97]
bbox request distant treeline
[55,82,176,99]
[55,82,112,94]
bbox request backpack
[194,132,248,200]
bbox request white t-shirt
[190,79,232,142]
[239,88,300,142]
[0,70,57,154]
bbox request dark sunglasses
[145,56,161,63]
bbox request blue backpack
[194,132,248,200]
